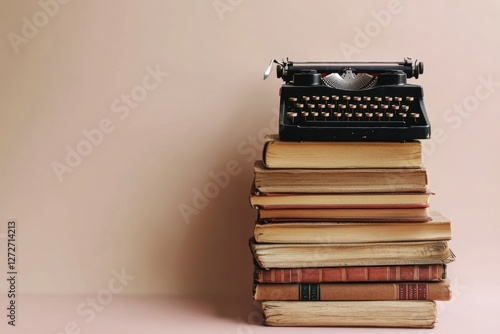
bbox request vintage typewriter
[264,58,430,141]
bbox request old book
[258,207,431,222]
[254,264,447,283]
[261,300,437,328]
[253,280,451,301]
[253,160,427,193]
[250,239,455,269]
[254,211,450,243]
[262,134,423,169]
[250,188,432,209]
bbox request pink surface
[1,291,498,333]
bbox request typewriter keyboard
[278,85,430,141]
[284,94,424,125]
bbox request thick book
[254,211,451,243]
[253,280,451,301]
[253,160,428,193]
[262,134,423,169]
[250,239,455,269]
[254,264,447,283]
[261,300,437,328]
[249,188,432,209]
[257,207,431,222]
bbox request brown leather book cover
[254,280,451,301]
[254,265,446,283]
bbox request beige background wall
[0,0,499,299]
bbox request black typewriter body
[265,58,431,141]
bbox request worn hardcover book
[249,187,432,209]
[261,300,437,328]
[253,160,427,193]
[250,239,455,269]
[253,280,451,301]
[254,264,447,283]
[254,211,450,243]
[262,135,423,169]
[257,207,431,222]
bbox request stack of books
[248,135,455,328]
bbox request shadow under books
[174,151,260,321]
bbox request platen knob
[414,61,424,79]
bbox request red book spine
[254,265,445,283]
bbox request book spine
[255,265,444,283]
[261,136,274,167]
[254,282,451,301]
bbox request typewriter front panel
[278,84,430,141]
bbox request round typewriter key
[302,96,310,102]
[363,96,371,102]
[321,112,330,118]
[402,105,410,112]
[288,97,298,102]
[307,103,315,109]
[321,96,330,102]
[334,112,342,118]
[406,96,414,102]
[385,96,393,102]
[365,112,373,118]
[353,96,361,102]
[344,112,353,119]
[342,95,351,101]
[327,104,335,109]
[411,113,420,118]
[375,112,383,119]
[349,104,357,109]
[287,112,298,122]
[339,104,347,110]
[381,104,389,110]
[295,104,304,114]
[312,96,320,101]
[394,97,402,102]
[301,111,309,117]
[374,97,382,102]
[392,105,400,111]
[355,112,363,118]
[370,104,378,110]
[385,112,394,119]
[317,104,326,109]
[359,104,367,110]
[331,95,339,101]
[399,112,407,118]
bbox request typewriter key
[287,112,298,122]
